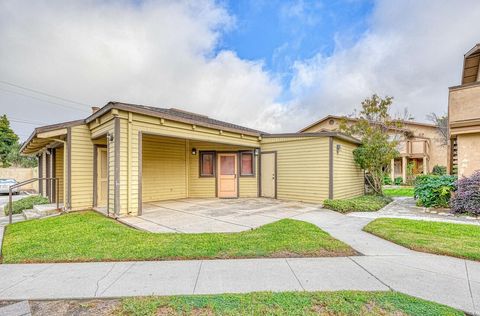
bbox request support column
[390,159,395,182]
[423,156,428,174]
[402,156,407,184]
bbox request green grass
[119,291,463,316]
[383,187,414,197]
[323,195,392,213]
[364,218,480,261]
[1,211,356,263]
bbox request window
[240,151,254,176]
[199,151,215,177]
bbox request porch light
[191,148,197,155]
[254,148,259,156]
[336,144,341,154]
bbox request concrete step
[33,203,61,216]
[22,209,42,220]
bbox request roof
[85,102,264,136]
[20,119,84,154]
[262,131,361,144]
[21,102,266,154]
[298,115,436,133]
[462,43,480,84]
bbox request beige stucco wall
[260,137,329,203]
[332,139,364,199]
[457,133,480,177]
[449,84,480,128]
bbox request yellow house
[448,43,480,177]
[20,102,364,217]
[299,115,448,183]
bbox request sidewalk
[0,208,478,315]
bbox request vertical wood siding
[70,125,94,210]
[260,137,329,203]
[332,139,364,199]
[55,147,64,203]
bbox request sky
[0,0,479,141]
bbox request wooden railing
[8,177,60,224]
[397,140,429,156]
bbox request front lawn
[1,211,356,263]
[383,187,414,197]
[364,218,480,261]
[323,195,392,213]
[120,291,462,316]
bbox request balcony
[397,139,429,157]
[449,81,480,136]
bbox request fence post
[56,179,59,210]
[8,188,13,224]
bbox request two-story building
[448,43,480,177]
[300,115,448,183]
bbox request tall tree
[340,94,401,195]
[0,115,19,167]
[426,113,448,146]
[7,142,37,168]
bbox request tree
[0,115,19,167]
[340,94,401,195]
[7,142,37,168]
[426,112,448,146]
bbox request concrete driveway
[119,198,320,233]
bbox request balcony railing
[397,140,429,157]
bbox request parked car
[0,179,20,194]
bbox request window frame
[199,151,216,177]
[239,150,255,177]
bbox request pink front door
[217,153,238,198]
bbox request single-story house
[21,102,364,217]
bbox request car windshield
[0,179,16,184]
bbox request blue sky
[220,0,374,92]
[1,0,479,138]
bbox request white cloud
[1,0,479,138]
[288,0,480,130]
[0,0,284,138]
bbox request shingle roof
[86,102,265,136]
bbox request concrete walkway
[0,208,479,315]
[349,197,480,225]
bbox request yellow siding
[70,125,94,210]
[332,139,364,199]
[260,137,329,203]
[126,112,260,215]
[142,135,187,202]
[55,147,64,203]
[188,141,258,198]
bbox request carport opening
[139,134,258,214]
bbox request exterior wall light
[254,148,259,156]
[107,133,114,142]
[336,144,341,154]
[191,148,197,155]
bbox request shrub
[414,175,456,208]
[323,195,392,213]
[3,195,49,215]
[383,175,392,185]
[451,171,480,215]
[394,177,403,185]
[432,165,447,176]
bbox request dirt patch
[155,306,214,316]
[361,301,407,316]
[29,299,120,316]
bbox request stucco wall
[457,133,480,177]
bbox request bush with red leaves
[451,171,480,216]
